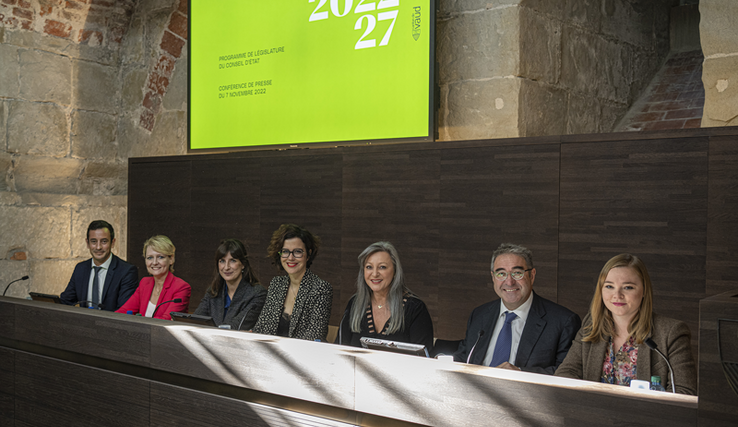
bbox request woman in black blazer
[194,239,267,330]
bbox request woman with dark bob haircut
[193,239,267,330]
[336,241,433,350]
[555,254,697,394]
[253,224,332,341]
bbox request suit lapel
[100,255,117,303]
[271,277,290,332]
[156,272,173,306]
[514,293,546,366]
[81,261,94,300]
[222,279,245,324]
[587,339,609,380]
[474,303,500,365]
[636,342,652,382]
[289,271,311,336]
[211,285,226,324]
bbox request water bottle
[650,375,666,392]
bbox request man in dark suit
[60,220,138,311]
[454,243,581,374]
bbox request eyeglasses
[493,269,532,281]
[280,248,305,258]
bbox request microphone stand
[466,330,485,364]
[645,338,676,393]
[153,298,182,318]
[237,307,253,331]
[3,276,30,296]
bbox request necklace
[377,304,383,309]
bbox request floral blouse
[601,335,638,386]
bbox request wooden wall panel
[128,128,738,343]
[340,146,441,330]
[707,135,738,295]
[127,158,193,299]
[13,303,151,364]
[0,299,13,340]
[14,353,150,426]
[256,150,344,325]
[559,137,709,349]
[0,347,13,426]
[188,156,264,309]
[437,143,560,338]
[698,291,738,427]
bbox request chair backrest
[326,325,339,343]
[430,338,462,358]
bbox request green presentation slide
[190,0,433,150]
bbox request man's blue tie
[91,266,102,308]
[490,311,518,367]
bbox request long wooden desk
[0,297,698,426]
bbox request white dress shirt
[86,256,112,307]
[482,292,534,367]
[145,301,157,317]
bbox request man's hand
[494,362,521,371]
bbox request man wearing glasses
[454,243,581,374]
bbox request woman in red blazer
[116,235,190,320]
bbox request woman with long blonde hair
[555,254,696,394]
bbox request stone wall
[700,0,738,127]
[0,0,188,298]
[437,0,679,140]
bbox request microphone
[466,329,485,364]
[237,307,253,331]
[153,298,182,318]
[645,338,676,393]
[3,276,29,296]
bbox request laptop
[29,292,62,304]
[360,336,429,357]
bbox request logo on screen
[412,6,421,41]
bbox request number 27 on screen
[308,0,400,50]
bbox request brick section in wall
[139,0,188,132]
[0,0,33,31]
[618,50,705,132]
[0,0,135,46]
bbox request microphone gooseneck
[645,338,676,393]
[153,298,182,318]
[237,307,253,331]
[3,275,30,296]
[466,329,485,364]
